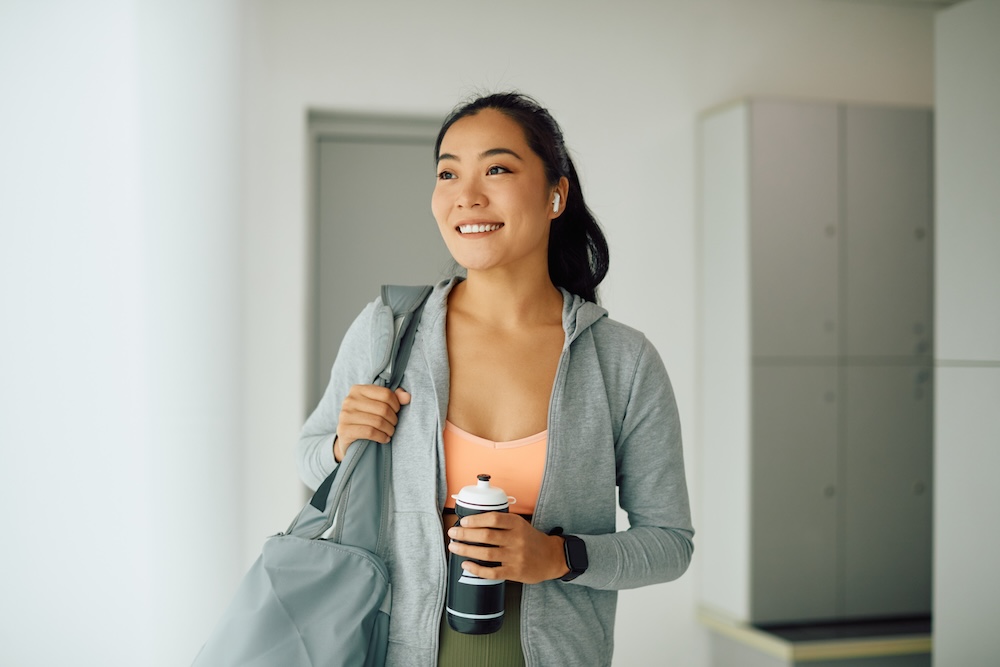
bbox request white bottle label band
[458,574,504,586]
[446,608,505,620]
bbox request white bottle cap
[452,474,515,511]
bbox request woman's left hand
[447,513,570,584]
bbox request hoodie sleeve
[296,299,380,491]
[571,336,695,590]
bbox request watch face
[568,537,588,570]
[562,535,588,581]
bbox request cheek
[431,189,449,226]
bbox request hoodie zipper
[521,333,573,667]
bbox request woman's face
[432,109,565,276]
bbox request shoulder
[590,315,647,347]
[587,315,654,364]
[584,315,673,399]
[335,296,394,380]
[341,279,451,372]
[561,289,659,377]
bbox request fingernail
[447,528,456,537]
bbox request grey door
[311,115,455,407]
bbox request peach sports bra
[442,420,547,516]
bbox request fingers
[449,538,527,582]
[448,538,506,581]
[447,513,566,584]
[449,539,503,563]
[452,511,516,529]
[352,384,404,412]
[447,512,519,546]
[447,515,522,580]
[459,557,505,581]
[334,384,411,461]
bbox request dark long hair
[435,92,610,303]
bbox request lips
[457,222,504,234]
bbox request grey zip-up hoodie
[297,278,694,666]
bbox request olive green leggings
[437,581,525,666]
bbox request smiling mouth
[457,223,504,234]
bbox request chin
[452,261,495,274]
[442,249,498,273]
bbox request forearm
[295,299,378,490]
[570,525,693,590]
[297,430,338,491]
[568,337,694,590]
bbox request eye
[437,170,456,180]
[487,165,510,176]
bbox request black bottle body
[446,475,510,635]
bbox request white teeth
[458,223,502,234]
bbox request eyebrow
[436,147,524,164]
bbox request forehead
[439,108,530,155]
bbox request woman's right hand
[334,385,412,462]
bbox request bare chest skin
[445,307,564,444]
[442,309,562,543]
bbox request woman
[297,92,693,667]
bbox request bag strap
[379,284,434,391]
[285,285,432,551]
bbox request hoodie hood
[559,287,608,346]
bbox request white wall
[934,1,1000,664]
[0,1,243,664]
[242,1,934,664]
[0,0,938,663]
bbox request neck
[450,267,563,328]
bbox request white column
[0,1,243,664]
[934,1,1000,665]
[135,1,245,663]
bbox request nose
[456,177,487,209]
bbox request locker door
[845,107,933,358]
[751,364,840,623]
[844,365,933,618]
[749,101,840,359]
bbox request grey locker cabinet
[699,98,934,627]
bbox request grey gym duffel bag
[192,285,432,667]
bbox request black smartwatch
[559,534,589,582]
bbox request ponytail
[547,156,608,303]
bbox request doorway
[307,111,455,409]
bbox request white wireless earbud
[552,193,561,212]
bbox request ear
[549,176,570,220]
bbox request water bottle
[446,474,512,634]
